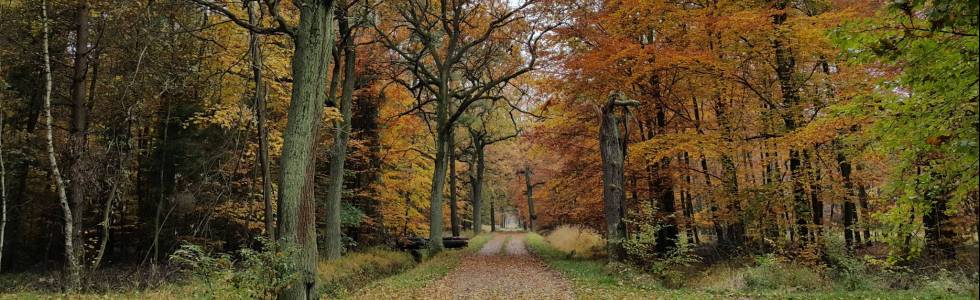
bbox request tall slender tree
[41,0,81,290]
[188,0,338,297]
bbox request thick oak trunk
[277,1,336,298]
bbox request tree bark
[772,0,810,245]
[651,103,678,254]
[277,0,336,298]
[599,92,636,262]
[837,151,857,250]
[41,0,81,289]
[523,165,536,231]
[448,128,460,237]
[469,145,485,233]
[0,98,6,271]
[490,195,496,232]
[324,3,356,259]
[428,75,452,252]
[807,150,824,241]
[247,0,274,240]
[68,0,92,268]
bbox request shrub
[692,265,747,291]
[170,238,298,299]
[822,232,879,291]
[545,225,605,258]
[621,221,700,287]
[742,254,828,292]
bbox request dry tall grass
[545,225,606,258]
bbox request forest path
[419,232,574,299]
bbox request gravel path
[419,232,574,299]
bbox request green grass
[526,233,977,300]
[527,232,667,299]
[348,233,491,299]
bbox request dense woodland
[0,0,977,298]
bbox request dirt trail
[419,232,574,299]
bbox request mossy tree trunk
[277,0,336,298]
[324,1,357,259]
[599,92,637,262]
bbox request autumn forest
[0,0,977,299]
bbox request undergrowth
[528,232,979,299]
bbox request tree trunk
[324,5,356,259]
[448,129,460,237]
[68,0,92,268]
[277,0,336,298]
[651,103,678,254]
[772,0,810,246]
[427,74,453,252]
[599,92,635,262]
[41,0,81,289]
[857,182,871,243]
[807,150,823,241]
[247,0,274,240]
[923,171,955,259]
[836,149,858,250]
[0,99,7,271]
[470,145,485,234]
[681,152,699,245]
[523,165,536,231]
[490,195,496,232]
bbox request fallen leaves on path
[420,233,573,300]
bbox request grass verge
[527,232,666,299]
[318,248,416,298]
[345,233,491,299]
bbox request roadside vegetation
[0,234,489,299]
[527,229,979,299]
[349,234,491,299]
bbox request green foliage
[622,219,700,287]
[169,244,233,297]
[742,254,828,292]
[822,234,874,291]
[622,221,661,263]
[341,201,365,227]
[231,241,300,299]
[169,238,298,299]
[832,0,979,260]
[527,233,662,298]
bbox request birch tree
[41,0,81,290]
